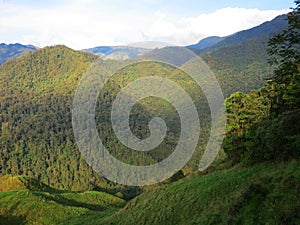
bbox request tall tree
[267,0,300,112]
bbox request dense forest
[223,2,300,164]
[0,15,283,193]
[0,46,112,191]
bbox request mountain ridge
[83,45,152,60]
[189,14,288,53]
[0,43,37,65]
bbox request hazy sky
[0,0,293,49]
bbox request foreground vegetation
[1,160,299,225]
[0,175,125,225]
[104,160,300,225]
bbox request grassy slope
[0,175,125,225]
[1,161,299,225]
[0,175,57,193]
[100,160,300,225]
[0,190,125,225]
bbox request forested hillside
[0,46,111,191]
[0,13,290,193]
[223,2,300,164]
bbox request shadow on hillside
[0,215,26,225]
[0,202,26,225]
[32,192,106,211]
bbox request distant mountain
[189,14,288,53]
[0,43,37,64]
[84,46,152,60]
[187,36,224,50]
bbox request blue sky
[0,0,294,49]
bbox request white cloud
[0,2,290,49]
[177,8,290,44]
[142,7,290,46]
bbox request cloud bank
[0,1,289,49]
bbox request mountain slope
[0,43,37,65]
[187,36,224,50]
[0,15,284,193]
[183,15,289,98]
[101,160,300,225]
[190,14,288,54]
[0,45,111,192]
[200,35,273,96]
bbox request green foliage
[1,161,299,225]
[247,110,300,162]
[223,89,271,162]
[223,1,300,164]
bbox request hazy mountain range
[0,43,37,64]
[187,14,288,52]
[0,14,288,64]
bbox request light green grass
[102,160,300,225]
[0,189,125,225]
[1,161,299,225]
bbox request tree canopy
[223,1,300,164]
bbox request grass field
[1,160,299,225]
[0,176,125,225]
[103,160,300,225]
